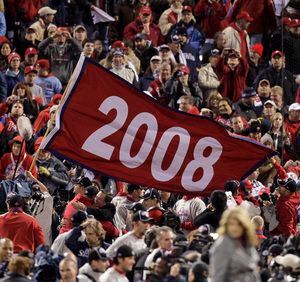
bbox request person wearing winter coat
[222,11,252,60]
[198,49,220,101]
[158,0,184,36]
[210,207,260,282]
[38,27,82,87]
[138,55,161,91]
[167,6,205,51]
[123,6,163,47]
[254,51,297,106]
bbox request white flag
[91,6,115,24]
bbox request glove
[38,166,50,177]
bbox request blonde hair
[271,112,287,138]
[251,215,264,229]
[206,91,223,107]
[85,219,106,241]
[271,86,283,96]
[218,207,258,246]
[8,256,31,274]
[0,0,4,13]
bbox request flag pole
[29,54,85,172]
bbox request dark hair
[82,38,94,47]
[13,83,33,101]
[127,184,141,194]
[210,190,227,211]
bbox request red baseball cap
[182,6,192,13]
[36,59,50,70]
[290,18,300,27]
[8,52,21,64]
[24,65,38,75]
[271,50,284,58]
[25,47,38,56]
[179,65,190,75]
[236,11,254,22]
[139,6,152,15]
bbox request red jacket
[123,18,164,47]
[228,0,276,35]
[272,192,300,237]
[284,118,300,147]
[216,56,248,102]
[0,209,45,252]
[194,0,226,38]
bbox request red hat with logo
[36,59,50,70]
[250,43,263,57]
[179,65,190,75]
[139,6,152,15]
[182,6,193,13]
[24,65,38,75]
[271,50,284,58]
[25,47,38,56]
[8,52,21,64]
[236,11,254,22]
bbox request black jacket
[0,272,31,282]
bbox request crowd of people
[0,0,299,281]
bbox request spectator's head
[73,176,92,195]
[84,185,99,199]
[36,59,50,76]
[24,66,38,84]
[94,190,112,208]
[224,180,240,196]
[176,27,189,45]
[248,168,260,181]
[250,43,263,64]
[159,44,171,60]
[271,112,284,130]
[218,207,257,245]
[10,100,24,118]
[241,88,257,106]
[170,0,184,9]
[112,49,125,69]
[270,86,284,106]
[260,134,274,149]
[249,120,262,141]
[210,190,227,211]
[82,39,95,58]
[47,23,57,38]
[6,193,25,210]
[10,135,24,157]
[8,256,32,276]
[177,95,194,112]
[134,33,147,50]
[231,115,245,133]
[176,64,190,85]
[38,6,57,24]
[206,91,222,112]
[53,27,69,45]
[71,210,88,227]
[276,178,297,196]
[271,51,285,71]
[139,6,152,24]
[218,98,233,116]
[263,100,277,120]
[156,226,174,251]
[88,249,109,273]
[188,261,209,282]
[226,50,240,70]
[59,257,78,282]
[208,49,220,67]
[214,32,226,49]
[13,82,32,101]
[251,215,264,230]
[200,108,213,118]
[127,184,143,201]
[142,188,161,209]
[182,6,193,24]
[266,244,283,264]
[8,52,21,71]
[236,11,253,30]
[153,256,170,278]
[113,245,135,272]
[257,79,271,99]
[288,103,300,122]
[0,238,13,263]
[94,39,103,54]
[159,62,172,82]
[0,41,11,57]
[25,27,37,41]
[25,47,38,66]
[150,55,162,73]
[132,210,151,237]
[82,219,106,247]
[73,25,87,44]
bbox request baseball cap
[209,49,220,57]
[127,202,146,213]
[264,100,277,108]
[150,55,162,62]
[159,44,170,51]
[236,11,254,22]
[171,35,180,43]
[139,6,152,15]
[288,103,300,112]
[74,25,87,33]
[271,50,284,58]
[249,120,262,134]
[182,6,192,13]
[142,188,161,200]
[84,185,99,198]
[111,40,126,50]
[24,66,38,75]
[71,210,88,225]
[277,178,297,192]
[38,6,57,17]
[75,177,92,188]
[132,210,152,222]
[135,33,147,40]
[115,245,135,258]
[36,59,50,70]
[25,47,38,56]
[176,27,188,36]
[89,248,108,261]
[242,88,257,98]
[259,79,270,86]
[8,52,21,64]
[275,254,300,272]
[179,65,190,75]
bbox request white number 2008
[81,96,223,191]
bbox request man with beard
[215,98,234,129]
[38,27,82,87]
[106,211,151,258]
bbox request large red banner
[42,57,276,195]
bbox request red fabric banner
[42,57,276,196]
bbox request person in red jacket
[123,6,163,47]
[271,178,300,237]
[0,194,45,253]
[216,48,248,102]
[0,135,37,180]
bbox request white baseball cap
[288,102,300,112]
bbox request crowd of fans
[0,0,299,281]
